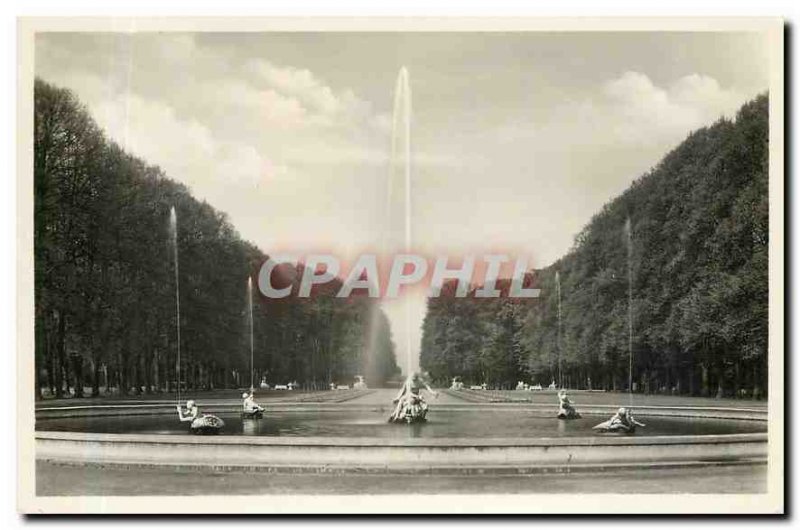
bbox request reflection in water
[408,421,425,438]
[242,417,259,436]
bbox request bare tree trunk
[701,363,709,397]
[752,362,761,400]
[70,352,84,398]
[91,357,100,397]
[47,348,55,396]
[143,353,153,394]
[35,320,44,400]
[134,354,143,394]
[151,350,159,393]
[55,310,66,398]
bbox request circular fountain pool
[34,392,769,474]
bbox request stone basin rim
[38,458,768,476]
[36,430,767,447]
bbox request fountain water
[356,67,416,385]
[625,217,633,406]
[247,276,254,393]
[386,67,412,253]
[556,270,562,388]
[389,66,414,377]
[169,206,181,406]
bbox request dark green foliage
[33,79,399,398]
[420,95,769,397]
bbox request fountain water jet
[556,270,562,388]
[169,206,181,406]
[247,276,254,393]
[356,67,414,386]
[388,66,414,377]
[625,217,633,406]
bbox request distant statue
[556,389,581,419]
[259,376,269,390]
[354,375,368,390]
[593,407,645,434]
[177,399,225,434]
[450,377,464,390]
[389,372,439,423]
[548,380,557,390]
[516,381,528,391]
[242,390,265,418]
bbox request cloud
[247,61,342,116]
[92,91,277,194]
[492,71,754,154]
[35,32,476,192]
[597,71,750,146]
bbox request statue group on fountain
[389,372,439,423]
[242,390,265,418]
[593,406,646,434]
[353,375,368,390]
[177,399,225,434]
[515,381,545,391]
[553,389,645,433]
[556,389,581,419]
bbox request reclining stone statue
[592,407,646,434]
[177,399,225,434]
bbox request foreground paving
[36,460,766,496]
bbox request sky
[35,31,771,375]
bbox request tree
[33,79,400,398]
[419,95,769,398]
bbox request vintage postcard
[17,17,784,514]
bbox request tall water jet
[247,276,254,392]
[388,66,414,377]
[169,206,181,406]
[555,270,562,388]
[386,66,412,253]
[625,217,633,404]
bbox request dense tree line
[34,79,399,398]
[421,95,769,398]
